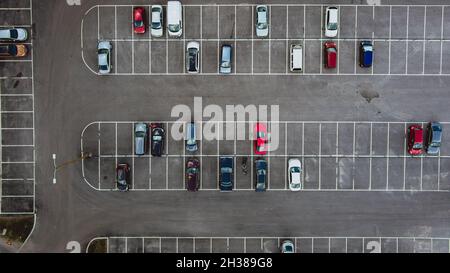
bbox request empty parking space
[0,1,34,215]
[81,4,450,76]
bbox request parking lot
[88,236,450,253]
[0,0,35,215]
[81,4,450,76]
[81,121,450,192]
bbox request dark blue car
[219,156,233,192]
[254,158,267,192]
[427,122,442,155]
[359,41,373,67]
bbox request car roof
[413,127,423,142]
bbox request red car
[254,123,268,155]
[408,124,423,155]
[133,7,145,34]
[324,41,337,69]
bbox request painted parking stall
[0,0,35,215]
[87,236,450,253]
[81,4,450,76]
[81,121,450,192]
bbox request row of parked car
[97,3,374,74]
[115,121,443,191]
[0,28,29,58]
[115,122,303,192]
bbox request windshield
[413,143,423,149]
[10,29,18,39]
[99,65,108,70]
[221,61,230,68]
[152,21,161,29]
[169,24,180,32]
[134,20,143,27]
[328,22,337,30]
[221,167,232,173]
[257,22,267,29]
[290,167,300,173]
[188,168,198,174]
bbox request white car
[288,158,302,191]
[255,5,269,38]
[324,6,338,38]
[97,41,112,74]
[280,240,295,253]
[167,1,182,37]
[151,5,163,37]
[0,28,28,41]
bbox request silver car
[134,123,148,156]
[0,28,28,41]
[97,41,112,74]
[255,5,269,38]
[151,5,164,37]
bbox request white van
[167,1,182,37]
[290,44,303,72]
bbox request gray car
[97,41,112,74]
[426,122,442,155]
[219,44,232,74]
[134,123,148,155]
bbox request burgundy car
[324,41,337,69]
[186,158,200,191]
[408,124,423,155]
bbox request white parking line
[285,6,288,74]
[166,122,170,189]
[201,5,203,74]
[115,123,118,190]
[114,6,117,74]
[98,123,101,189]
[318,123,322,190]
[131,122,135,189]
[320,5,323,75]
[251,5,254,74]
[335,123,339,189]
[406,6,409,74]
[440,6,444,74]
[388,6,392,74]
[352,123,355,190]
[403,123,407,190]
[217,6,220,74]
[132,5,135,74]
[354,6,358,74]
[423,6,426,74]
[268,5,272,74]
[284,122,288,189]
[369,123,372,190]
[148,5,151,74]
[420,122,424,190]
[386,123,390,190]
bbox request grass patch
[0,215,34,243]
[87,238,107,253]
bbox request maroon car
[186,158,200,191]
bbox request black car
[116,163,130,191]
[254,158,267,192]
[150,123,165,156]
[219,156,233,192]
